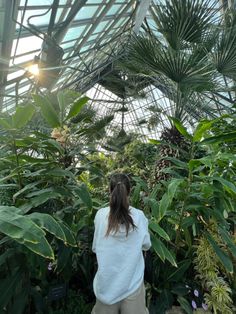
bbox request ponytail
[106,174,136,237]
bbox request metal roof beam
[133,0,152,34]
[54,0,88,44]
[0,0,19,110]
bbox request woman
[92,173,151,314]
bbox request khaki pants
[91,282,149,314]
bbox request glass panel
[7,69,25,81]
[18,9,51,26]
[87,0,108,4]
[10,51,40,65]
[11,36,43,57]
[93,20,109,33]
[63,25,87,41]
[74,5,99,20]
[106,5,122,15]
[20,0,60,5]
[61,39,77,49]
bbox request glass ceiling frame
[0,0,150,113]
[1,0,233,141]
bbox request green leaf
[151,235,177,266]
[56,221,77,247]
[151,236,165,262]
[27,190,62,208]
[206,232,233,273]
[43,168,75,180]
[212,177,236,194]
[159,193,170,221]
[0,117,12,129]
[168,117,192,140]
[76,184,92,209]
[164,157,188,169]
[0,206,54,259]
[148,139,161,145]
[177,296,193,314]
[193,119,213,142]
[218,227,236,258]
[201,131,236,144]
[168,178,184,200]
[28,213,67,243]
[33,94,60,128]
[66,96,89,120]
[12,104,35,129]
[160,242,177,267]
[167,259,191,281]
[149,221,170,241]
[13,181,42,201]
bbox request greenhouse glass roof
[0,0,235,140]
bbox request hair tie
[117,182,122,185]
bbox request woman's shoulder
[95,207,109,219]
[130,207,147,219]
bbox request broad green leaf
[12,104,35,129]
[160,242,177,267]
[149,221,170,241]
[0,206,54,259]
[168,178,184,200]
[218,227,236,258]
[193,119,213,142]
[212,177,236,194]
[29,213,66,243]
[56,244,72,272]
[33,94,60,128]
[13,181,42,201]
[43,168,75,180]
[168,117,192,140]
[44,139,63,153]
[164,157,188,169]
[56,221,77,247]
[159,193,170,221]
[151,236,165,262]
[146,198,159,218]
[28,191,62,208]
[66,96,89,120]
[19,235,54,259]
[206,232,233,273]
[177,296,193,314]
[0,117,12,129]
[167,259,191,281]
[76,184,93,209]
[201,131,236,144]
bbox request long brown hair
[106,173,136,237]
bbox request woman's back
[92,173,151,314]
[92,206,151,305]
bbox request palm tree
[120,0,236,182]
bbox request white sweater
[92,206,151,305]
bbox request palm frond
[213,9,236,79]
[152,0,220,49]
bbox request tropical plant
[120,0,236,185]
[0,90,106,313]
[131,113,236,313]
